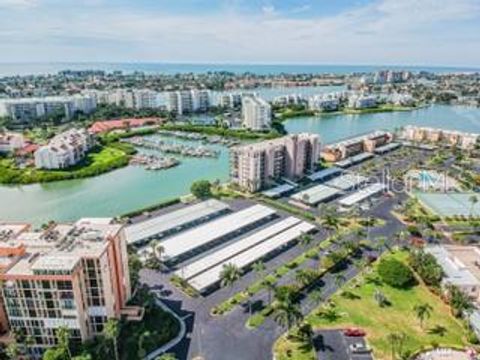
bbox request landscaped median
[0,143,133,185]
[210,224,358,317]
[273,251,473,360]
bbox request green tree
[378,258,415,289]
[273,302,302,331]
[220,263,241,294]
[155,354,178,360]
[43,347,68,360]
[103,319,120,360]
[190,180,212,198]
[6,342,20,360]
[57,326,72,359]
[413,303,433,329]
[262,278,276,304]
[469,194,478,217]
[299,233,313,249]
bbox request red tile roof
[88,117,163,134]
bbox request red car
[343,328,366,337]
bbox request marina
[1,104,480,225]
[124,136,221,158]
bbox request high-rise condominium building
[230,133,320,192]
[0,218,136,358]
[0,96,97,126]
[241,95,272,130]
[167,90,210,115]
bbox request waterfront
[1,104,480,225]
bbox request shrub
[377,257,415,288]
[191,180,212,198]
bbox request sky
[0,0,479,67]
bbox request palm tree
[413,303,433,329]
[252,261,266,282]
[6,342,20,360]
[296,323,314,347]
[57,326,72,359]
[299,233,313,249]
[273,302,302,331]
[220,263,241,295]
[103,318,120,360]
[321,215,340,237]
[295,269,313,288]
[386,331,407,360]
[334,273,347,288]
[469,194,478,217]
[309,289,323,308]
[262,278,276,304]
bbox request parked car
[349,342,371,354]
[343,328,366,337]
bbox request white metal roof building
[124,199,230,246]
[189,221,316,292]
[338,183,385,207]
[335,152,374,168]
[324,173,368,191]
[175,216,302,280]
[307,167,342,182]
[374,142,401,154]
[262,184,296,198]
[291,184,341,205]
[159,204,276,263]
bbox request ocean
[0,62,479,77]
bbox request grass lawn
[274,251,471,360]
[0,144,130,184]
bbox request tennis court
[416,192,480,217]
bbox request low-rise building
[230,133,320,192]
[347,94,377,109]
[0,132,25,154]
[321,131,393,162]
[241,95,272,130]
[308,94,340,112]
[425,245,480,303]
[34,129,93,169]
[401,125,480,150]
[0,218,135,358]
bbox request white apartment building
[241,95,272,130]
[347,94,377,109]
[230,133,320,192]
[132,89,159,109]
[167,90,210,115]
[34,128,93,169]
[0,95,97,126]
[219,93,242,108]
[0,132,24,154]
[308,93,341,111]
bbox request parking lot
[316,330,374,360]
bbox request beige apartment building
[0,218,137,358]
[321,131,393,162]
[425,245,480,303]
[401,125,480,150]
[230,133,320,192]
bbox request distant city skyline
[0,0,479,67]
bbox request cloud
[0,0,37,8]
[0,0,479,66]
[292,4,311,14]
